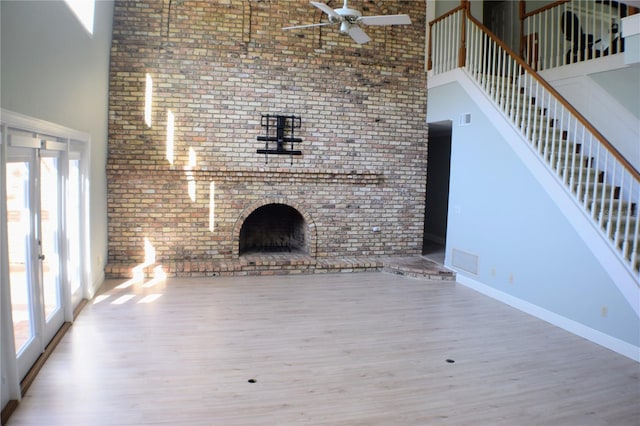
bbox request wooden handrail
[521,0,569,20]
[428,5,466,27]
[464,10,640,179]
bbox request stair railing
[427,5,467,74]
[428,6,640,281]
[520,0,633,71]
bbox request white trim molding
[456,272,640,362]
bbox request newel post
[519,1,526,60]
[458,0,469,68]
[427,21,433,71]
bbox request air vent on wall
[451,248,479,275]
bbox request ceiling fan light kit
[283,0,412,44]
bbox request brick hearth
[104,254,455,281]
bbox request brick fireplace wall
[107,0,428,276]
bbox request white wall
[427,77,640,358]
[0,0,114,294]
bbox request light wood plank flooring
[7,272,640,425]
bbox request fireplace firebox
[238,203,307,255]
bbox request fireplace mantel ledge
[107,163,383,178]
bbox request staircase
[486,73,638,260]
[508,80,638,273]
[428,6,640,285]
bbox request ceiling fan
[283,0,412,44]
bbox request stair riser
[618,241,640,260]
[575,185,619,201]
[528,131,566,144]
[560,169,603,183]
[541,141,580,155]
[525,127,569,142]
[513,112,548,124]
[574,187,619,206]
[584,194,626,206]
[547,155,591,169]
[604,221,638,239]
[593,202,637,218]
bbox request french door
[6,145,66,380]
[1,112,90,407]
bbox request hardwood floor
[7,272,640,425]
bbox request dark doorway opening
[423,121,452,264]
[483,1,520,52]
[239,204,307,255]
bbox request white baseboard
[456,273,640,363]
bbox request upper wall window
[64,0,95,35]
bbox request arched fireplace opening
[239,203,307,255]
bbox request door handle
[38,254,45,260]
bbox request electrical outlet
[372,226,381,232]
[601,306,608,317]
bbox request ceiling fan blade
[348,25,371,44]
[283,22,335,30]
[358,14,412,26]
[310,1,342,21]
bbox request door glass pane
[40,156,61,321]
[6,161,34,354]
[68,158,82,296]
